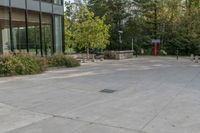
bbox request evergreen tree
[88,0,131,50]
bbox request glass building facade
[0,0,64,56]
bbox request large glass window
[12,8,27,53]
[27,11,40,55]
[0,7,11,54]
[42,14,53,56]
[55,15,63,53]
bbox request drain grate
[100,89,116,93]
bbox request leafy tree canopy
[65,2,110,56]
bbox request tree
[65,3,110,59]
[74,5,110,58]
[88,0,131,50]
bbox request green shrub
[48,54,80,67]
[15,54,48,74]
[0,55,19,76]
[0,54,47,76]
[0,53,80,77]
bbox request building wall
[0,1,9,7]
[0,0,64,15]
[0,0,64,56]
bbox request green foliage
[0,55,18,76]
[88,0,131,50]
[0,53,80,77]
[86,0,200,55]
[65,3,110,54]
[0,54,47,76]
[14,54,46,75]
[48,54,80,68]
[74,8,110,50]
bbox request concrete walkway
[0,57,200,133]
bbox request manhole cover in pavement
[100,89,116,93]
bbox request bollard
[82,58,86,63]
[195,56,199,63]
[100,58,104,61]
[176,49,179,60]
[191,54,194,61]
[92,55,96,62]
[82,55,86,63]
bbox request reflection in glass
[55,15,62,53]
[0,7,11,54]
[12,8,27,53]
[0,3,63,55]
[28,11,40,55]
[42,14,52,56]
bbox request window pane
[0,7,11,54]
[55,15,62,53]
[42,14,52,56]
[28,11,40,55]
[12,8,27,53]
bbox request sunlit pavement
[0,57,200,133]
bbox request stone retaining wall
[114,51,134,60]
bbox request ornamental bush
[0,53,80,77]
[0,55,19,76]
[0,54,47,77]
[48,54,80,67]
[15,54,48,75]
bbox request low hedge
[0,53,80,77]
[0,54,47,76]
[48,54,80,68]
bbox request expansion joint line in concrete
[0,102,140,133]
[137,69,200,133]
[51,114,141,132]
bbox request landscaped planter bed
[0,54,80,77]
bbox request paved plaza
[0,57,200,133]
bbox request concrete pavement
[0,57,200,133]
